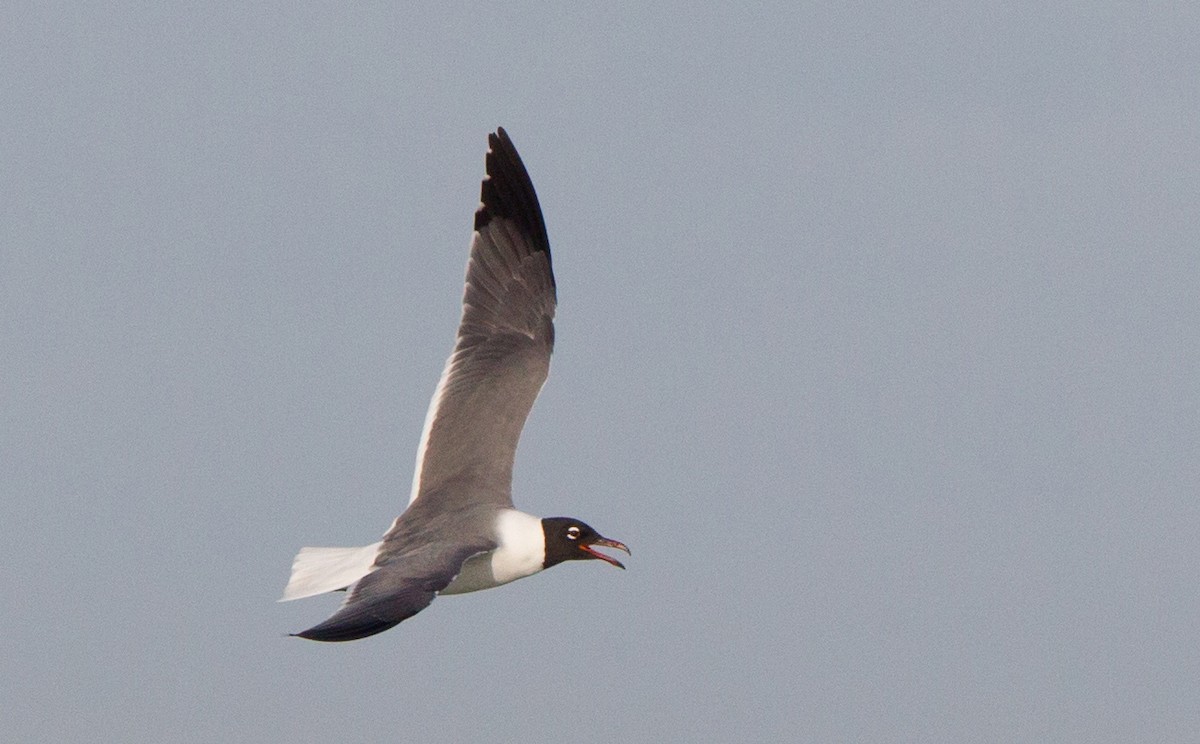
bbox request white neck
[440,509,545,595]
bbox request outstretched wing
[291,539,490,642]
[405,128,557,510]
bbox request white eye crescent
[567,526,581,540]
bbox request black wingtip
[475,128,553,270]
[291,617,401,643]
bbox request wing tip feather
[474,128,552,267]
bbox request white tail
[279,542,383,602]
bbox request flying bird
[280,128,628,642]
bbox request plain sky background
[3,3,1198,742]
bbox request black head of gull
[541,517,630,570]
[279,128,628,643]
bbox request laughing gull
[281,128,628,642]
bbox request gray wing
[291,537,491,642]
[404,128,557,510]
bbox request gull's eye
[566,526,581,540]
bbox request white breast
[440,509,545,595]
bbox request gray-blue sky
[3,3,1198,742]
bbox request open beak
[579,536,631,569]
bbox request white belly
[440,509,545,595]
